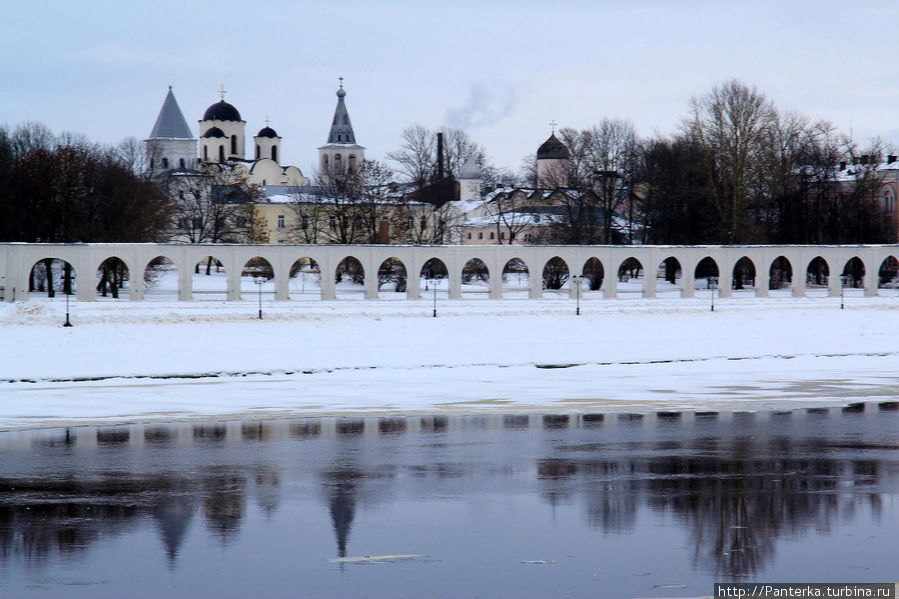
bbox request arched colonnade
[1,243,897,302]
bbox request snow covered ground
[2,292,898,430]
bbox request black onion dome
[537,133,570,159]
[257,126,278,138]
[203,100,242,122]
[202,126,226,138]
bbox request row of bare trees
[0,123,170,244]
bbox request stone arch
[335,256,364,298]
[617,257,643,297]
[877,256,899,292]
[96,256,130,299]
[581,258,604,293]
[657,256,682,296]
[289,257,321,300]
[502,258,529,297]
[241,256,275,300]
[542,256,570,292]
[143,256,177,300]
[693,257,719,294]
[732,256,756,291]
[461,257,489,297]
[28,257,77,298]
[841,257,865,288]
[378,257,408,295]
[806,256,830,289]
[420,257,448,296]
[769,256,793,291]
[193,255,228,300]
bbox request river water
[1,407,896,598]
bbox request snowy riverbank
[2,295,898,429]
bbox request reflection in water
[0,410,896,592]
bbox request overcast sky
[3,1,897,175]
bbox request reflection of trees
[536,438,888,580]
[203,469,247,544]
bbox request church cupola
[254,119,281,164]
[145,86,197,176]
[536,124,570,188]
[318,77,365,181]
[199,85,246,163]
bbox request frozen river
[1,407,896,598]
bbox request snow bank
[1,295,897,429]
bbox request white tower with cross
[198,84,247,163]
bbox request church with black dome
[145,81,365,188]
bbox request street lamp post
[433,277,438,318]
[63,289,73,327]
[710,276,718,312]
[840,274,846,310]
[255,278,264,320]
[572,275,582,315]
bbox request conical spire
[150,87,193,139]
[326,78,356,144]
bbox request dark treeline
[0,122,170,244]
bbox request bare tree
[685,80,777,243]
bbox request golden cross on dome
[338,76,344,89]
[549,120,558,134]
[218,84,226,101]
[265,116,270,126]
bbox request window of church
[489,232,495,240]
[272,146,277,162]
[420,215,427,228]
[408,216,414,229]
[179,158,185,168]
[218,146,225,162]
[256,145,260,159]
[329,216,336,229]
[231,135,237,155]
[478,232,483,239]
[204,146,208,161]
[150,159,154,170]
[161,157,168,168]
[467,233,472,239]
[278,215,285,229]
[302,215,309,229]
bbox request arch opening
[502,258,529,298]
[732,257,756,292]
[694,257,719,292]
[420,258,449,298]
[28,258,77,298]
[656,256,682,296]
[289,258,321,300]
[143,256,177,300]
[581,258,604,295]
[378,258,408,297]
[841,257,865,289]
[335,256,364,298]
[96,257,130,299]
[461,258,489,298]
[542,257,570,296]
[617,257,643,298]
[768,256,793,293]
[193,256,227,300]
[241,257,275,301]
[877,256,899,295]
[806,257,830,292]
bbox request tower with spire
[318,77,365,180]
[145,86,197,175]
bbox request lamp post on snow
[709,276,718,312]
[254,277,264,320]
[63,288,73,327]
[571,275,582,316]
[840,274,847,310]
[432,276,438,318]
